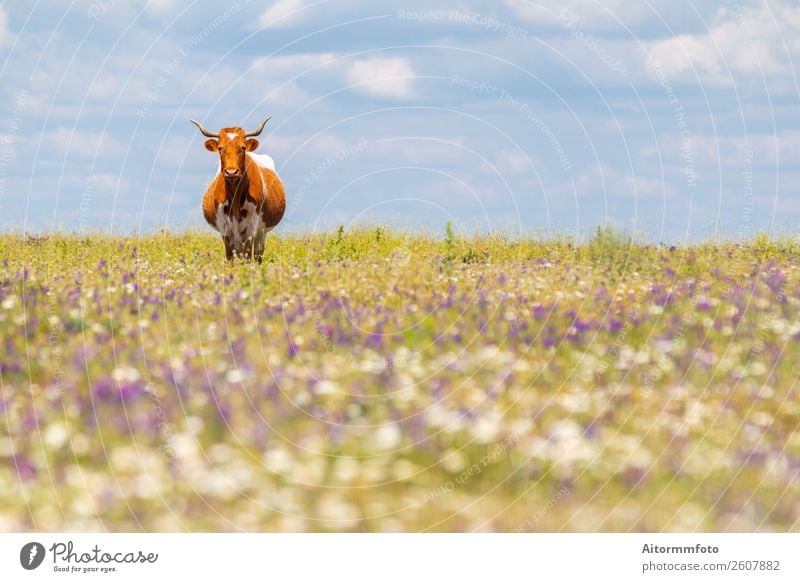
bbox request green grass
[0,228,799,532]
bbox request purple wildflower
[573,319,591,332]
[12,454,37,481]
[696,298,713,312]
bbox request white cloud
[141,0,177,15]
[0,6,10,44]
[260,132,348,161]
[647,33,726,83]
[192,64,245,101]
[88,74,131,100]
[246,52,340,106]
[345,57,416,99]
[88,172,124,192]
[576,163,677,199]
[687,131,800,167]
[258,51,419,108]
[507,0,644,29]
[47,129,126,158]
[254,0,388,30]
[257,0,307,29]
[371,137,469,167]
[251,52,337,75]
[2,0,796,239]
[506,0,746,34]
[263,81,315,106]
[305,132,347,154]
[156,135,193,167]
[645,3,800,87]
[494,149,534,177]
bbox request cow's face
[204,128,260,180]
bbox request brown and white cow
[191,116,286,262]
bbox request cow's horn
[244,116,271,138]
[190,119,219,138]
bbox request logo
[20,542,46,570]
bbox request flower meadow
[1,228,799,532]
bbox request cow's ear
[204,139,219,152]
[245,139,259,151]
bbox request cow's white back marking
[247,152,276,172]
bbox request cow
[191,116,286,262]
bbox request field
[1,228,799,532]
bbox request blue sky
[0,0,798,241]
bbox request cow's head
[190,117,271,180]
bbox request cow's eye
[240,146,246,152]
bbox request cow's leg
[254,231,267,264]
[223,236,234,261]
[244,241,254,262]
